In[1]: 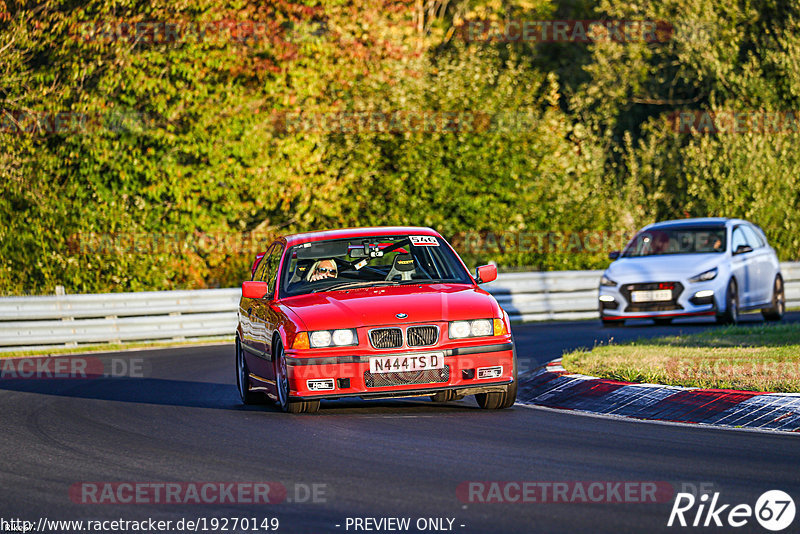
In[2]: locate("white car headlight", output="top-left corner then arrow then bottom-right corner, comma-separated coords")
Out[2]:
689,267 -> 718,283
600,274 -> 617,287
309,329 -> 358,348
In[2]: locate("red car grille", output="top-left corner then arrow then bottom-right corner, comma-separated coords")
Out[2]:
407,326 -> 438,347
364,365 -> 450,388
369,328 -> 403,349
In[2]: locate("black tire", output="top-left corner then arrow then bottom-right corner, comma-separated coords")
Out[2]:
475,346 -> 518,410
431,390 -> 455,403
236,338 -> 266,405
762,275 -> 785,322
430,390 -> 464,403
716,279 -> 739,325
274,338 -> 320,414
653,318 -> 673,326
600,312 -> 622,327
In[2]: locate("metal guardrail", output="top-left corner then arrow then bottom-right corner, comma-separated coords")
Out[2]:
0,289 -> 240,351
1,263 -> 799,351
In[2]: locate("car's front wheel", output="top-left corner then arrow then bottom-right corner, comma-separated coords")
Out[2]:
475,347 -> 518,410
717,279 -> 739,325
762,275 -> 785,322
430,390 -> 464,403
274,338 -> 320,414
600,317 -> 618,328
236,338 -> 266,405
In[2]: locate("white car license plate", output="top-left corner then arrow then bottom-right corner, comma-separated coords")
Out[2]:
631,289 -> 672,302
369,352 -> 445,374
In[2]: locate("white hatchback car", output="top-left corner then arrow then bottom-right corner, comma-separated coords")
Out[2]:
599,218 -> 785,325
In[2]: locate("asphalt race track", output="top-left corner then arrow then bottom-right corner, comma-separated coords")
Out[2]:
2,312 -> 800,534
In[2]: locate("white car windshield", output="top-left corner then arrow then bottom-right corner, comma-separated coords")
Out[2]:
623,227 -> 727,257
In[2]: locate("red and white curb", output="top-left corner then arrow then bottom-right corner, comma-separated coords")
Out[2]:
517,360 -> 800,432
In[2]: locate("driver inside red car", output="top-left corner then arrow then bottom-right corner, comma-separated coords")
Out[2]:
308,259 -> 338,282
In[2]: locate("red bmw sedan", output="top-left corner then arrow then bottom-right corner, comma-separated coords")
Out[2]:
236,227 -> 517,413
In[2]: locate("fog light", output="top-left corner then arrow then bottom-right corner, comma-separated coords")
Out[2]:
689,289 -> 715,306
477,366 -> 502,379
599,294 -> 618,310
336,378 -> 350,389
307,379 -> 335,391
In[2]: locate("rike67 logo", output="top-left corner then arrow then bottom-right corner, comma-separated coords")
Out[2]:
668,490 -> 795,531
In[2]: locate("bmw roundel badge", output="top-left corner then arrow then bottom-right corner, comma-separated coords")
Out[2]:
396,313 -> 408,319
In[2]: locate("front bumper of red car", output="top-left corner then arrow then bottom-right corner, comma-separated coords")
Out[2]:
284,339 -> 515,401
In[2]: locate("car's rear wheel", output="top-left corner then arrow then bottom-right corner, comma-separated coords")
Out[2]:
236,338 -> 266,405
475,346 -> 518,410
762,275 -> 785,322
274,338 -> 320,414
717,279 -> 739,325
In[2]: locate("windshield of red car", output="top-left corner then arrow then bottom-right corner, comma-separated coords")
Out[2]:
622,226 -> 727,257
279,235 -> 472,297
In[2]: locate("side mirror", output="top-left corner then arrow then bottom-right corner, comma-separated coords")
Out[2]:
734,244 -> 753,255
608,251 -> 620,260
242,281 -> 270,299
475,264 -> 497,284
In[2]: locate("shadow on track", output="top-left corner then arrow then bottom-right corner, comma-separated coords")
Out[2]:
0,376 -> 487,415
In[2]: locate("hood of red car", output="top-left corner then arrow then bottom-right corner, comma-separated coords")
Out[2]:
279,283 -> 498,331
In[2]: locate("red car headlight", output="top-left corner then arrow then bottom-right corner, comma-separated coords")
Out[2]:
308,329 -> 358,348
449,319 -> 493,339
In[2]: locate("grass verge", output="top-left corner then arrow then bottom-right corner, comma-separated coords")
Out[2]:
561,322 -> 800,393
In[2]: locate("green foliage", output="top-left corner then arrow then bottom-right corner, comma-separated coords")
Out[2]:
1,0 -> 798,295
573,0 -> 800,257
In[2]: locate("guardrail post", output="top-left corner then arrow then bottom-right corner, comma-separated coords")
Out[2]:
169,311 -> 185,341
